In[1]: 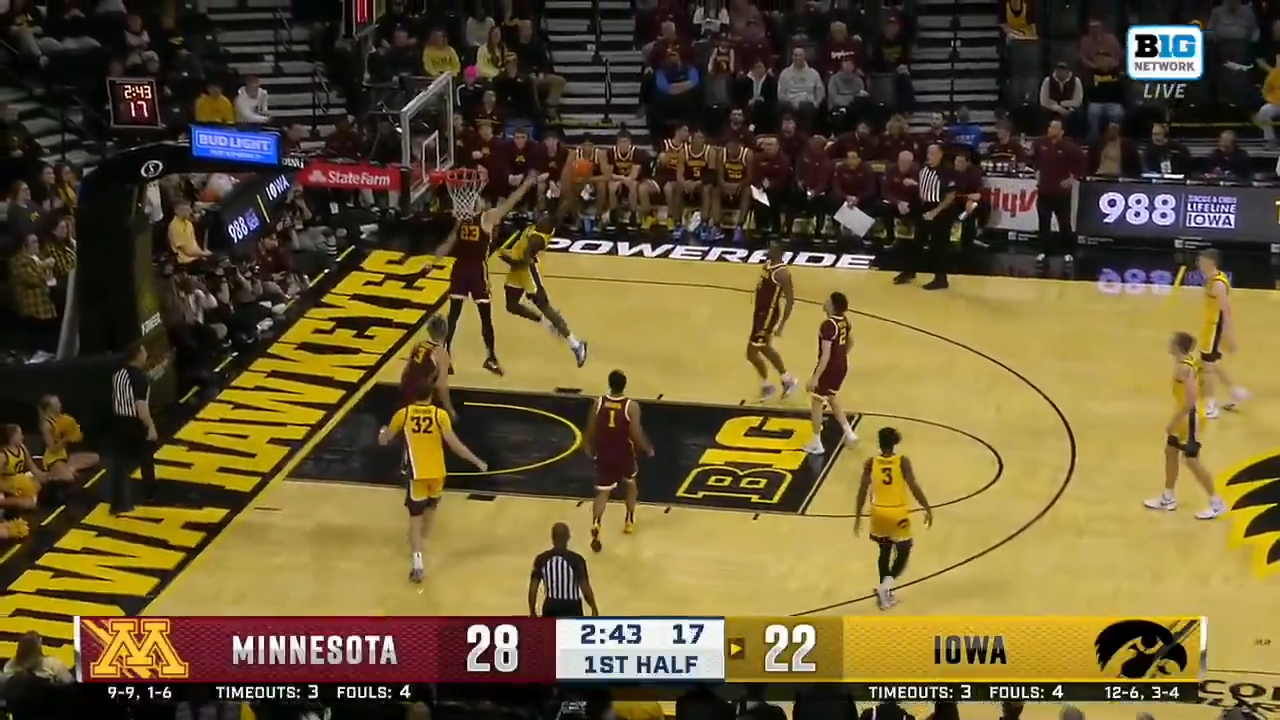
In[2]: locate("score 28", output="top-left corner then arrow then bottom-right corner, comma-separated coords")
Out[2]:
467,624 -> 519,673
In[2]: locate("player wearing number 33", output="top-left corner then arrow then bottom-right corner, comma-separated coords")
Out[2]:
584,370 -> 654,553
1192,250 -> 1247,418
854,427 -> 933,611
378,384 -> 488,584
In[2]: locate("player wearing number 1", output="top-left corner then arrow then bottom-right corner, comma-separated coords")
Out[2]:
854,427 -> 933,610
584,370 -> 654,552
378,387 -> 488,583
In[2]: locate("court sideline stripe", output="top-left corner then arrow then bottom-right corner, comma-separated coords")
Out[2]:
148,236 -> 519,594
535,271 -> 1080,615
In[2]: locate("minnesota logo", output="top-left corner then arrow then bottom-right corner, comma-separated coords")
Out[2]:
1219,453 -> 1280,577
1094,619 -> 1194,679
81,618 -> 190,680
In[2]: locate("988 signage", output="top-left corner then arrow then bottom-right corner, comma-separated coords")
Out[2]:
1077,181 -> 1278,243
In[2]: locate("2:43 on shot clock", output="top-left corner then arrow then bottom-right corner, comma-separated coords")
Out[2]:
107,78 -> 163,129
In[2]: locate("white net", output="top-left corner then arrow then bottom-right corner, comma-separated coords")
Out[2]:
440,167 -> 487,220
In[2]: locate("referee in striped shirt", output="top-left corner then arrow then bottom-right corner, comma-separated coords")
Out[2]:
108,342 -> 158,514
898,143 -> 957,291
529,523 -> 599,617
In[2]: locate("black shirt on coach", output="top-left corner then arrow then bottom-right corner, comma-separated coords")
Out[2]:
531,547 -> 588,601
917,163 -> 955,205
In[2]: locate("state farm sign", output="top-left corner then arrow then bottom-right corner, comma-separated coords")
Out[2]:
300,161 -> 401,191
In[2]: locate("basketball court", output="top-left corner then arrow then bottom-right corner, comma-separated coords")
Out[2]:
110,249 -> 1273,716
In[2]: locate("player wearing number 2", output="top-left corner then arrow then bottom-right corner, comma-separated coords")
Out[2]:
1194,250 -> 1248,418
854,427 -> 934,611
584,370 -> 654,552
378,386 -> 487,583
803,292 -> 859,455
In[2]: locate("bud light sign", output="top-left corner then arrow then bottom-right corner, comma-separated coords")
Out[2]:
191,125 -> 282,167
1127,25 -> 1204,81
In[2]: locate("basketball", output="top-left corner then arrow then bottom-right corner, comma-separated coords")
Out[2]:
573,158 -> 594,178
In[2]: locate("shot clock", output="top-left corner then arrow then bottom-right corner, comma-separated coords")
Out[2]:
107,78 -> 163,129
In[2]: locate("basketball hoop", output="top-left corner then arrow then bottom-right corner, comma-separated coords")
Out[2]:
429,167 -> 487,219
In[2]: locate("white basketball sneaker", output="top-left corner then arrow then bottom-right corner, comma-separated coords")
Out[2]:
1195,497 -> 1227,520
1222,387 -> 1250,411
803,436 -> 825,455
1144,494 -> 1177,511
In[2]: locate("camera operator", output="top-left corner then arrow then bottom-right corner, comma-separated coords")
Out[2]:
280,186 -> 338,275
160,264 -> 225,387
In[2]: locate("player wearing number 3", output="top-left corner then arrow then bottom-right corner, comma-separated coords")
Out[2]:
584,370 -> 654,552
379,387 -> 487,583
854,427 -> 934,611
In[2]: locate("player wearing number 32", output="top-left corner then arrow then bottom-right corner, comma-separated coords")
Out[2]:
1193,250 -> 1248,418
378,387 -> 488,583
803,292 -> 858,455
584,370 -> 655,553
854,427 -> 934,611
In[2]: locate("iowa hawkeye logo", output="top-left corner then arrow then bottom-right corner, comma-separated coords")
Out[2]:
1094,619 -> 1193,679
81,618 -> 190,680
1220,453 -> 1280,576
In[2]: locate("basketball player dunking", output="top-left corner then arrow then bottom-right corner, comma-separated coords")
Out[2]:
1195,250 -> 1248,418
803,292 -> 859,454
854,427 -> 934,610
1144,331 -> 1226,519
584,369 -> 654,552
748,242 -> 797,400
401,316 -> 458,420
378,382 -> 487,582
501,213 -> 589,367
436,176 -> 538,377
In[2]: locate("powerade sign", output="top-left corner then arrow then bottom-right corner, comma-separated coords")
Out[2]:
1127,25 -> 1204,81
191,125 -> 281,166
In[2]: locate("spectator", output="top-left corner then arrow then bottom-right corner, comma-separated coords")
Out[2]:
918,112 -> 951,154
648,20 -> 689,69
465,5 -> 496,50
778,47 -> 824,129
379,27 -> 421,78
927,702 -> 959,720
728,0 -> 764,37
50,5 -> 99,52
477,89 -> 504,127
738,685 -> 787,720
1209,0 -> 1259,43
615,700 -> 666,720
693,0 -> 729,38
1142,122 -> 1193,174
30,164 -> 61,211
234,76 -> 270,124
1258,58 -> 1280,148
514,20 -> 564,118
654,49 -> 702,127
1078,20 -> 1121,77
161,267 -> 223,384
1206,130 -> 1252,176
1001,702 -> 1025,720
42,215 -> 75,310
1039,62 -> 1084,136
1060,706 -> 1083,720
882,114 -> 915,162
2,631 -> 73,720
3,0 -> 62,67
324,116 -> 366,158
495,58 -> 538,123
795,135 -> 833,236
476,25 -> 510,80
53,165 -> 78,211
869,16 -> 913,110
826,56 -> 867,133
734,19 -> 774,75
819,21 -> 863,77
947,106 -> 983,151
1000,0 -> 1035,38
169,201 -> 212,263
423,29 -> 462,79
123,13 -> 151,69
1089,121 -> 1140,177
794,684 -> 859,720
703,42 -> 736,132
457,67 -> 487,122
987,119 -> 1026,165
9,234 -> 59,350
194,82 -> 235,124
1079,21 -> 1125,140
7,181 -> 42,242
675,684 -> 733,720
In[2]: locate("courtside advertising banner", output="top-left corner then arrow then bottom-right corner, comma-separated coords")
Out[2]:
982,175 -> 1078,232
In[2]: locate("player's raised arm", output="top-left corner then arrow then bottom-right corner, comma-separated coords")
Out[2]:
628,401 -> 655,457
853,458 -> 873,535
584,397 -> 600,457
482,175 -> 538,233
776,266 -> 796,333
377,407 -> 409,446
435,222 -> 462,261
900,456 -> 933,527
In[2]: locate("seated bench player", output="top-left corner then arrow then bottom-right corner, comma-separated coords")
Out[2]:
606,129 -> 655,229
678,129 -> 714,240
711,136 -> 753,243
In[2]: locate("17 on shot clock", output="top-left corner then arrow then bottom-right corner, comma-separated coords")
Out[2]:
556,618 -> 726,681
107,77 -> 163,129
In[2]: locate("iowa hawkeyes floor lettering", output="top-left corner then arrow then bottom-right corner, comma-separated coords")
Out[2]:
529,271 -> 1080,616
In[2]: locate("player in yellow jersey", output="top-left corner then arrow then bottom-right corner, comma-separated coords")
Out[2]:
378,388 -> 487,582
1195,250 -> 1248,418
854,427 -> 933,611
500,213 -> 588,367
1144,332 -> 1226,519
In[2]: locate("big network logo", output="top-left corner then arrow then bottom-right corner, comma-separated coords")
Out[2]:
1127,25 -> 1204,82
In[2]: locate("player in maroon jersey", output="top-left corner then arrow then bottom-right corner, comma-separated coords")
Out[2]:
436,174 -> 538,377
399,315 -> 456,418
583,369 -> 653,552
804,292 -> 858,454
749,242 -> 798,400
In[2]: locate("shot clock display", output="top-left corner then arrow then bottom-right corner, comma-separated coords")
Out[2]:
107,78 -> 163,129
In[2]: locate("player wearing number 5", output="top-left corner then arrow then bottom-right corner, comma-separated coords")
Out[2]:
1194,250 -> 1248,418
378,391 -> 487,583
803,292 -> 858,455
854,427 -> 933,611
584,370 -> 654,552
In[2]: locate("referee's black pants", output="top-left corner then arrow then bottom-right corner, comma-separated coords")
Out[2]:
108,416 -> 157,513
541,598 -> 585,618
897,203 -> 953,283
